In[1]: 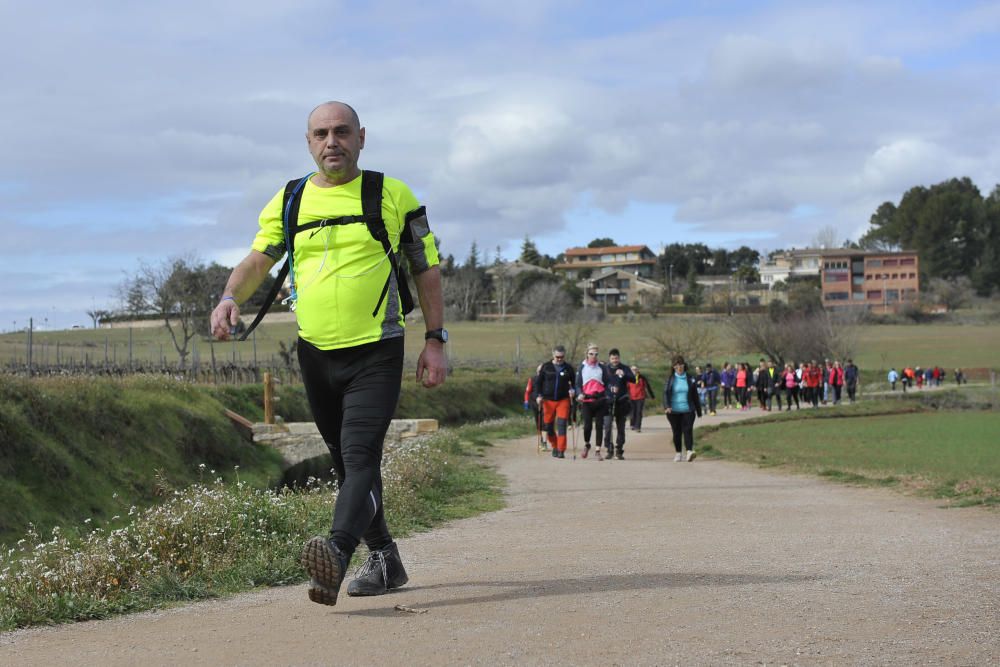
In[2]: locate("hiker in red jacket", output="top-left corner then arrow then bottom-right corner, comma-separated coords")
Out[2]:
804,360 -> 822,407
523,368 -> 546,451
627,365 -> 656,433
829,360 -> 845,405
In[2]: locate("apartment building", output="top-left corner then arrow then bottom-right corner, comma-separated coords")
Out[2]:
820,251 -> 919,312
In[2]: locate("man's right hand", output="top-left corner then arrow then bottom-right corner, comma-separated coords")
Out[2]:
211,299 -> 240,341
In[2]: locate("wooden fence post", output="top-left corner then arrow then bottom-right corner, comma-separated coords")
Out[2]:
264,372 -> 274,425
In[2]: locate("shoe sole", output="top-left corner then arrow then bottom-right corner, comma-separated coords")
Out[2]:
687,451 -> 697,462
301,537 -> 344,606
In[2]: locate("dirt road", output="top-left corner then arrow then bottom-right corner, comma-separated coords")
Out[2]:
2,410 -> 998,666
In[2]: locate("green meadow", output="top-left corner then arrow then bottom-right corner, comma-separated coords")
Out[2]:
699,409 -> 1000,506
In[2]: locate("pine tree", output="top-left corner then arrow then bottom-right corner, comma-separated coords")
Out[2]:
520,236 -> 542,265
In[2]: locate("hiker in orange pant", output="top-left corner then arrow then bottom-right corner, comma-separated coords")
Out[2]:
533,345 -> 576,459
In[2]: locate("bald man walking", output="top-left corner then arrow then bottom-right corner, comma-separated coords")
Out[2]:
211,101 -> 447,606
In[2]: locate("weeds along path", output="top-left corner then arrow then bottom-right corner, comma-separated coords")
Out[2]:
2,408 -> 998,666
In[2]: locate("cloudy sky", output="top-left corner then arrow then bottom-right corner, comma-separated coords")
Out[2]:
3,1 -> 1000,329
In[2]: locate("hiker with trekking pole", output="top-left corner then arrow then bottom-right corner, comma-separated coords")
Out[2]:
576,343 -> 612,460
533,346 -> 576,459
210,101 -> 446,607
524,364 -> 547,453
603,348 -> 635,460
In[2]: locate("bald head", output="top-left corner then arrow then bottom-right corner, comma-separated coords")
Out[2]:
308,101 -> 360,130
305,101 -> 365,185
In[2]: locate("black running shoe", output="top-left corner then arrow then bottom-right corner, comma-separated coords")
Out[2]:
301,536 -> 348,606
347,542 -> 409,597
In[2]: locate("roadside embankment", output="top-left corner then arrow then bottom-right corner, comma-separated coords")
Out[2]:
0,372 -> 525,545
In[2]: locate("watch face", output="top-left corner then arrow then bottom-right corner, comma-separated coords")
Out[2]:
427,328 -> 448,342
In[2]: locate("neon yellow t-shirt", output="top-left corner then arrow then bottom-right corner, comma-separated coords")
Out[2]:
251,173 -> 438,350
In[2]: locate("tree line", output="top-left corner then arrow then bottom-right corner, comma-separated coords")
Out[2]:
859,177 -> 1000,296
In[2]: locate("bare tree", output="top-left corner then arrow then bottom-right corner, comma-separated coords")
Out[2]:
530,316 -> 597,367
729,308 -> 859,366
927,276 -> 974,311
443,266 -> 486,320
119,256 -> 217,368
812,225 -> 838,250
522,282 -> 575,322
86,309 -> 112,329
490,262 -> 518,320
646,318 -> 721,364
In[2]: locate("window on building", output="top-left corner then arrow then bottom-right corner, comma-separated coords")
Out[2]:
867,290 -> 882,300
853,276 -> 864,285
868,259 -> 882,267
892,273 -> 898,279
618,279 -> 630,289
900,257 -> 915,265
852,261 -> 865,273
825,291 -> 849,301
883,258 -> 898,267
601,254 -> 613,263
886,289 -> 899,303
852,292 -> 865,300
909,273 -> 916,279
866,274 -> 872,280
824,272 -> 848,282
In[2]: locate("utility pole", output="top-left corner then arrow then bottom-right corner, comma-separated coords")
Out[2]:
27,317 -> 33,376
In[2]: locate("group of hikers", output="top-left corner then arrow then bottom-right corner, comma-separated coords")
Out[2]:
887,366 -> 965,391
699,358 -> 861,413
523,348 -> 868,464
524,344 -> 701,463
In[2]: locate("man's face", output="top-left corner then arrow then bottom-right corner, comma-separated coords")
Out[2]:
552,351 -> 565,365
307,104 -> 365,182
609,354 -> 620,366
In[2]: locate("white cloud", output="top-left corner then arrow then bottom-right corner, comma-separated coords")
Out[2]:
3,1 -> 1000,328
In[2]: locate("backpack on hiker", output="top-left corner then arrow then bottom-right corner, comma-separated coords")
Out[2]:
240,170 -> 414,340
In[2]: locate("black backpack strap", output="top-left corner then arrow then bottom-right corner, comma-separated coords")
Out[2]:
238,176 -> 309,341
238,261 -> 288,341
362,170 -> 415,317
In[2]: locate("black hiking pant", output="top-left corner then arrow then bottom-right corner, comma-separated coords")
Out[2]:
787,386 -> 800,410
630,398 -> 645,430
298,336 -> 403,561
580,400 -> 607,449
704,387 -> 718,412
604,398 -> 630,454
666,411 -> 696,452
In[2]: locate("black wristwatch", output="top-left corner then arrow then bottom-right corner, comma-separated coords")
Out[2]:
425,328 -> 448,343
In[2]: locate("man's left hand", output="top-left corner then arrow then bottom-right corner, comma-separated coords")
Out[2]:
416,342 -> 447,388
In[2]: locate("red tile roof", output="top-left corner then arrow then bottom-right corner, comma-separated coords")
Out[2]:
564,245 -> 651,256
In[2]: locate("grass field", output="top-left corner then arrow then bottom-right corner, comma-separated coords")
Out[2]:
4,317 -> 999,374
699,411 -> 1000,506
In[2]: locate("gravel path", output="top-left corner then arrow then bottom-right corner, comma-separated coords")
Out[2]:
2,409 -> 997,666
